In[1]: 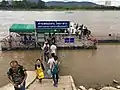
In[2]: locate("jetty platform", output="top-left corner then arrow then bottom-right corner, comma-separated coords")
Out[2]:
0,33 -> 97,51
28,75 -> 77,90
0,71 -> 77,90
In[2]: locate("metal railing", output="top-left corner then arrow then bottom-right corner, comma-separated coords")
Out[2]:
0,33 -> 99,50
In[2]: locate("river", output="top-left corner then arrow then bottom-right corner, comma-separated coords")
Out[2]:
0,10 -> 120,87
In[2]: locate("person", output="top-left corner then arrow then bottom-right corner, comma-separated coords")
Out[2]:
23,35 -> 28,45
86,30 -> 91,38
47,38 -> 51,46
79,24 -> 83,30
35,59 -> 45,84
7,61 -> 27,90
75,23 -> 79,29
83,26 -> 88,36
51,33 -> 56,44
8,35 -> 13,49
93,38 -> 98,47
75,29 -> 79,36
28,35 -> 33,43
88,35 -> 98,47
29,35 -> 32,41
79,24 -> 84,39
50,43 -> 57,56
47,53 -> 55,77
48,33 -> 52,45
49,33 -> 51,38
42,41 -> 50,62
47,54 -> 59,87
51,55 -> 59,87
47,53 -> 55,72
53,55 -> 60,74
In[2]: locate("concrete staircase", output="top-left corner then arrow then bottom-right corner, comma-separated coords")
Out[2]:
27,76 -> 76,90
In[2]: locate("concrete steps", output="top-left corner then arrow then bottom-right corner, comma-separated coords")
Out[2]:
28,76 -> 76,90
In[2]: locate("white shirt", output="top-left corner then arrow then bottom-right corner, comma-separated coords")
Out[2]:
42,43 -> 49,50
50,44 -> 57,54
47,57 -> 55,69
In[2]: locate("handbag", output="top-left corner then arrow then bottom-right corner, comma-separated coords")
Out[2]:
47,69 -> 52,77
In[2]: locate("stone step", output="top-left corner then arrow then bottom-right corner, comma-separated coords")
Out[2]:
27,76 -> 76,90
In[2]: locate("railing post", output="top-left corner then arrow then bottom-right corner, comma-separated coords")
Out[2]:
35,30 -> 37,48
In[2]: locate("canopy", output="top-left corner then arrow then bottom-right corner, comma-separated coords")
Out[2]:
9,24 -> 35,33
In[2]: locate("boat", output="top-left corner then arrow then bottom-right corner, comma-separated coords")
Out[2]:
0,20 -> 97,51
65,11 -> 74,14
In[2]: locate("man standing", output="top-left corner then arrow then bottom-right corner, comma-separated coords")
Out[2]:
51,33 -> 56,44
42,41 -> 50,62
7,61 -> 27,90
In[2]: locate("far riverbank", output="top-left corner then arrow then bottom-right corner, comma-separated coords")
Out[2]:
0,8 -> 120,11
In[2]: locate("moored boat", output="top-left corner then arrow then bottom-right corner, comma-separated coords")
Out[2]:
0,20 -> 97,50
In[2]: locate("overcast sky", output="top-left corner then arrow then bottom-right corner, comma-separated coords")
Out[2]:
0,0 -> 120,6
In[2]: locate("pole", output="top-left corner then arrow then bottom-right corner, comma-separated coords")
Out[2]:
35,29 -> 38,48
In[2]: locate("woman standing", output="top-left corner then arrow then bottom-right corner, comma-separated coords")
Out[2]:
35,59 -> 45,84
51,56 -> 59,87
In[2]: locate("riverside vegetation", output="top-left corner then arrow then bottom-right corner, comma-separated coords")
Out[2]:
1,0 -> 120,10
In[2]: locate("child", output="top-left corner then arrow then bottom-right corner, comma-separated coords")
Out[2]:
35,59 -> 45,83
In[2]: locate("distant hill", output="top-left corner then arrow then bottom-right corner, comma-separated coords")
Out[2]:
45,1 -> 99,7
27,0 -> 39,3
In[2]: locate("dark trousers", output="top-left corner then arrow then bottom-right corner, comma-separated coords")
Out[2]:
14,82 -> 25,90
44,52 -> 49,62
52,73 -> 59,85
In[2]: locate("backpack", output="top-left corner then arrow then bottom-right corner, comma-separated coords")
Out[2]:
52,61 -> 59,74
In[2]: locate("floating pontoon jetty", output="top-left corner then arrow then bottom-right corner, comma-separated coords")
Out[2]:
0,21 -> 97,50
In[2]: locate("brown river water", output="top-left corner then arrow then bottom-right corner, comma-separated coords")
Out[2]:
0,11 -> 120,87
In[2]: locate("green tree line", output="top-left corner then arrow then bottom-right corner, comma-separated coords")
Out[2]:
0,0 -> 46,9
0,0 -> 120,10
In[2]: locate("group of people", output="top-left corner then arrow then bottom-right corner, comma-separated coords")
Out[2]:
42,40 -> 57,62
40,38 -> 59,85
44,33 -> 56,46
35,38 -> 59,87
74,24 -> 91,40
22,35 -> 35,45
74,23 -> 98,46
66,23 -> 91,39
6,34 -> 35,49
6,35 -> 59,90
